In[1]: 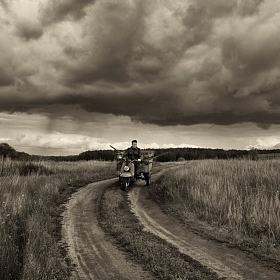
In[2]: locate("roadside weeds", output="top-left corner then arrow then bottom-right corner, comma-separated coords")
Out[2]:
0,160 -> 116,280
148,161 -> 280,273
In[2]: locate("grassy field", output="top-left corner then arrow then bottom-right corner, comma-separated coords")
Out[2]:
4,158 -> 280,278
0,158 -> 115,280
150,159 -> 280,264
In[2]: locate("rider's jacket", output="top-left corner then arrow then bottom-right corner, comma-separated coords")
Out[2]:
124,146 -> 141,160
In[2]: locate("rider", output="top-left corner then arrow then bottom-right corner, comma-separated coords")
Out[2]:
123,140 -> 142,175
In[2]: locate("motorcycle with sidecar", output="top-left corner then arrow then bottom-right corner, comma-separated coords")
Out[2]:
115,149 -> 154,191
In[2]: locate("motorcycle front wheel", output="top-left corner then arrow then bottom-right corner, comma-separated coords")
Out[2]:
121,177 -> 130,191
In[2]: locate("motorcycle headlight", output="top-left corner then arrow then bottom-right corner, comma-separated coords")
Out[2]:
124,166 -> 130,172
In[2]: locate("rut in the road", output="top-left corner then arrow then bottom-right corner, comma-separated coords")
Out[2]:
128,186 -> 280,280
61,178 -> 155,280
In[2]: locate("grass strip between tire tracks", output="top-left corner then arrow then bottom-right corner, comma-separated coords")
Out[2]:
99,184 -> 223,280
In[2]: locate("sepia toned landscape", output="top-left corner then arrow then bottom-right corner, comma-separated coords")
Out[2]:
2,0 -> 280,279
1,143 -> 280,279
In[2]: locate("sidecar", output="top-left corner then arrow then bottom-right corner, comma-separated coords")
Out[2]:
115,150 -> 154,190
139,150 -> 154,186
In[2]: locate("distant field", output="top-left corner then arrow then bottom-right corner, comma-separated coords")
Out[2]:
0,159 -> 115,280
151,159 -> 280,260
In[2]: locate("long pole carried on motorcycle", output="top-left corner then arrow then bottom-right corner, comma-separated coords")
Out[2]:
153,151 -> 170,159
110,145 -> 170,160
109,145 -> 120,152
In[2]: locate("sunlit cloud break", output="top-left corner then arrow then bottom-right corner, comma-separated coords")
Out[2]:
0,138 -> 10,142
15,131 -> 200,153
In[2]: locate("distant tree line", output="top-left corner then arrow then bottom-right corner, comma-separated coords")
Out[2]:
1,142 -> 280,162
45,148 -> 280,162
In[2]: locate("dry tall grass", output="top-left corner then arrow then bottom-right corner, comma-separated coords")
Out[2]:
0,158 -> 115,280
155,159 -> 280,247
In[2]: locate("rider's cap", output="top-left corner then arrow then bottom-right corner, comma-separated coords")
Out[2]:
132,140 -> 137,144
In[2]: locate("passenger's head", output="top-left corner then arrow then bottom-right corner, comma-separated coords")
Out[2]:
132,140 -> 138,148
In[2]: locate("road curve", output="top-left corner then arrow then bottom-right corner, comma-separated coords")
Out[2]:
61,178 -> 155,280
128,185 -> 280,280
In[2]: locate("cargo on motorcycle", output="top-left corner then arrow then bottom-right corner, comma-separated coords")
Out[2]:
110,144 -> 154,191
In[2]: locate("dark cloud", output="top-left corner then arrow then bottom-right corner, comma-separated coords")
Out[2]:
132,111 -> 275,127
58,94 -> 182,128
63,46 -> 83,59
182,1 -> 236,46
222,36 -> 280,77
63,1 -> 147,85
0,0 -> 9,11
1,0 -> 280,131
0,67 -> 13,86
16,20 -> 43,41
29,83 -> 272,129
220,30 -> 280,98
0,81 -> 280,129
0,35 -> 14,87
40,0 -> 95,25
64,58 -> 129,85
238,0 -> 264,16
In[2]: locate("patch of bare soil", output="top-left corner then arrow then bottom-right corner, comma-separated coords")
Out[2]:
61,178 -> 153,280
128,185 -> 280,280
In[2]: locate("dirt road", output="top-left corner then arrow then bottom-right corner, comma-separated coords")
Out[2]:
128,185 -> 280,280
62,170 -> 280,280
61,178 -> 155,280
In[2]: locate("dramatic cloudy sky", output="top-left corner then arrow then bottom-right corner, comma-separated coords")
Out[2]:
1,0 -> 280,155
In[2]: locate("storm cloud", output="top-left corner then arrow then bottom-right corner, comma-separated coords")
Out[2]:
1,0 -> 280,128
16,19 -> 44,40
40,0 -> 96,25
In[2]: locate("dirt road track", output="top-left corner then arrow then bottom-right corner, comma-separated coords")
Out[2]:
62,164 -> 280,280
61,178 -> 155,280
128,185 -> 280,280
